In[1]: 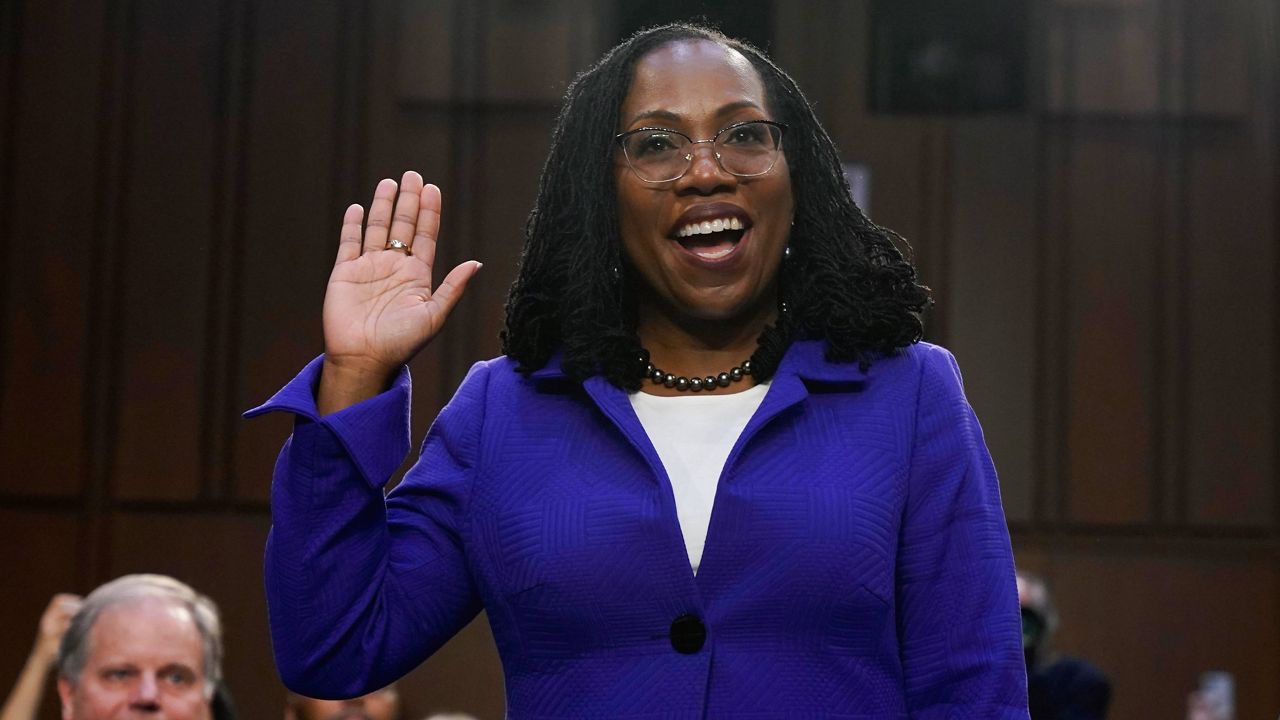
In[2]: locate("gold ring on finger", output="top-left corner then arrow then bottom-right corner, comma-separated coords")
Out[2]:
386,238 -> 412,255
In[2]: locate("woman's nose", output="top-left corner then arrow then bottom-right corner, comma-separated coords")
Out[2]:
678,143 -> 735,191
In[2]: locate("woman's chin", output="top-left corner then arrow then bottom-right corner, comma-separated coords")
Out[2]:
662,291 -> 776,328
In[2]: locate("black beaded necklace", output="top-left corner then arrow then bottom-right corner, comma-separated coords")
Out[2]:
641,355 -> 754,393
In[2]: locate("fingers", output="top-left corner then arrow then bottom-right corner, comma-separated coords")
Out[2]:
43,593 -> 82,621
39,594 -> 82,647
336,204 -> 364,263
387,170 -> 424,253
361,178 -> 399,255
347,173 -> 432,259
412,183 -> 443,270
52,593 -> 83,610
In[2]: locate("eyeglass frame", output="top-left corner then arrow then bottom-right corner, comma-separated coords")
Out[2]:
613,119 -> 789,183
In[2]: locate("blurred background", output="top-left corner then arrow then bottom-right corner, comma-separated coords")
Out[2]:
1,0 -> 1276,717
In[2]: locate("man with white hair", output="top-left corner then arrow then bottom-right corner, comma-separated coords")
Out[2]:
55,574 -> 223,720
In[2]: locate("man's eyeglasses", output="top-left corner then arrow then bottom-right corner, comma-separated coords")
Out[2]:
614,119 -> 787,183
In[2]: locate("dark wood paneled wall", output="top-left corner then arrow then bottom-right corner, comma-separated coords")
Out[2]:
1,1 -> 1275,718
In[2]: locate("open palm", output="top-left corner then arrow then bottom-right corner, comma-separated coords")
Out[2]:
320,171 -> 480,410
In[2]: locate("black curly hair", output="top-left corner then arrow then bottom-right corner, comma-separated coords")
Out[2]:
500,23 -> 931,391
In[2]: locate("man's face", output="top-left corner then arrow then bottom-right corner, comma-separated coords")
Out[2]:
57,598 -> 209,720
288,687 -> 400,720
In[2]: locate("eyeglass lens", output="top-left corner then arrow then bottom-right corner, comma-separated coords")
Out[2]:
622,122 -> 782,182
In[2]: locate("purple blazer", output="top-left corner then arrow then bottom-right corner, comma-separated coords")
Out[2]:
249,340 -> 1029,718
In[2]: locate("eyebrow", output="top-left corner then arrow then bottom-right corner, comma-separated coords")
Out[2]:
625,100 -> 763,128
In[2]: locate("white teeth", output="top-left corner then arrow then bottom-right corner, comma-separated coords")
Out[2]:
676,216 -> 745,237
696,245 -> 737,257
695,246 -> 735,259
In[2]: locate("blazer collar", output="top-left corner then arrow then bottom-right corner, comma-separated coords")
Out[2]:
775,339 -> 869,386
527,340 -> 869,387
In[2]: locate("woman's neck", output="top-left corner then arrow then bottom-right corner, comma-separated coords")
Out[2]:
634,302 -> 776,395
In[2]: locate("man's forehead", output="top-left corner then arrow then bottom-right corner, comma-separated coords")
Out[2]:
87,597 -> 203,664
95,596 -> 196,629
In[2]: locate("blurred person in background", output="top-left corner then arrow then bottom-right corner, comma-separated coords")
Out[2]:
1186,671 -> 1234,720
1019,570 -> 1112,720
3,587 -> 237,720
1,594 -> 82,720
285,684 -> 400,720
54,574 -> 223,720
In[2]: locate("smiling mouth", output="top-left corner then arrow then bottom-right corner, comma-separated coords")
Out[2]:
674,217 -> 747,260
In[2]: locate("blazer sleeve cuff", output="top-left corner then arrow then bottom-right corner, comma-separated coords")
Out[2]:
244,354 -> 413,490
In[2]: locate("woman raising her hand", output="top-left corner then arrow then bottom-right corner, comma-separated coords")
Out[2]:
251,23 -> 1028,719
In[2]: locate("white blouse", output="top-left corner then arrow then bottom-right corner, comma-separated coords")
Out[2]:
629,383 -> 769,573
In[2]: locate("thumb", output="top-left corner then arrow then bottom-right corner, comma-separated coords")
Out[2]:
427,260 -> 483,323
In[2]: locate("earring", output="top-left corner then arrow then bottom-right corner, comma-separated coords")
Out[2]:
611,265 -> 621,281
783,245 -> 792,261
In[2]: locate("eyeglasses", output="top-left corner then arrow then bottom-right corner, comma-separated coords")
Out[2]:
614,119 -> 788,183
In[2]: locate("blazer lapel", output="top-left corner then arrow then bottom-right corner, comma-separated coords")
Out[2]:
694,342 -> 870,595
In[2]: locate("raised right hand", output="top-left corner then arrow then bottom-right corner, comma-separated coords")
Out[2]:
318,171 -> 481,414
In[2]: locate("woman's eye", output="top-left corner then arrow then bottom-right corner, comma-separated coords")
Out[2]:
633,133 -> 679,156
725,125 -> 766,145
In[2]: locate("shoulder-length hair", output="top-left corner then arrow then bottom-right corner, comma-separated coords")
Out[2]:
501,23 -> 930,390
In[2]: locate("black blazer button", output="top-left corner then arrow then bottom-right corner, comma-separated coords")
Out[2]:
669,614 -> 706,654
